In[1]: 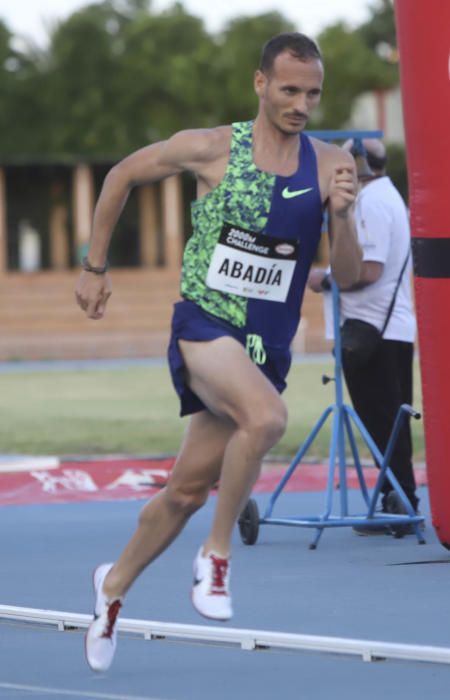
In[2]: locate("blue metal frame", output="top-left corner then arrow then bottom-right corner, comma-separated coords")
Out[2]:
306,129 -> 383,141
257,125 -> 426,549
260,280 -> 425,548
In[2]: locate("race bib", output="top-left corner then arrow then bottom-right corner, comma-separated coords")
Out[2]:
206,223 -> 298,303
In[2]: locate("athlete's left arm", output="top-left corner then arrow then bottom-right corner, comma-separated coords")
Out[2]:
325,150 -> 362,288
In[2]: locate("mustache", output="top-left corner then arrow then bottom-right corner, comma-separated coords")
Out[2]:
285,111 -> 308,120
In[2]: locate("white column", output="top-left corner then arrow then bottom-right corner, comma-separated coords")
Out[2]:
72,164 -> 94,263
0,169 -> 7,274
49,201 -> 70,270
138,184 -> 158,267
161,174 -> 183,270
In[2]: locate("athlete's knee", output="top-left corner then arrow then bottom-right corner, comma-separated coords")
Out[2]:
164,478 -> 210,516
245,398 -> 287,450
265,400 -> 288,443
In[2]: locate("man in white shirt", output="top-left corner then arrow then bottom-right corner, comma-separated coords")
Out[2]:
308,139 -> 419,534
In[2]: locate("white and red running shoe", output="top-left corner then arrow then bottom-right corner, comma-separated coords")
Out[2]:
192,548 -> 233,621
85,563 -> 122,672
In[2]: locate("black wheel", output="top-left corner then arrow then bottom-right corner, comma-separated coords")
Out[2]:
238,498 -> 260,545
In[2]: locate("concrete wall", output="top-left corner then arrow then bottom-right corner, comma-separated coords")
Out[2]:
347,86 -> 405,144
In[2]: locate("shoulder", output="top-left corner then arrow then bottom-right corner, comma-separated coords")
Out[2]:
370,176 -> 403,201
307,137 -> 356,201
357,182 -> 394,233
163,125 -> 232,168
361,178 -> 402,210
309,137 -> 355,175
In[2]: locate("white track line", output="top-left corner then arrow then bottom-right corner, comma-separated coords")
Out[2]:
0,684 -> 167,700
1,604 -> 450,665
0,456 -> 59,473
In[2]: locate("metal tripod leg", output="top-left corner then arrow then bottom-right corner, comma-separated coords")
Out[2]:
240,250 -> 424,548
262,405 -> 333,520
348,404 -> 425,542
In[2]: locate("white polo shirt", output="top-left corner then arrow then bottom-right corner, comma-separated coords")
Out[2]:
324,176 -> 416,342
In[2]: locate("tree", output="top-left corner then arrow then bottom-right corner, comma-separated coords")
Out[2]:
116,3 -> 218,146
216,13 -> 295,124
313,18 -> 398,129
0,20 -> 49,158
359,0 -> 397,52
0,21 -> 17,150
0,0 -> 402,157
43,2 -> 129,156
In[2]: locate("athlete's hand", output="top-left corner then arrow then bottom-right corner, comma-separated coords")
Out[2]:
75,271 -> 112,320
307,267 -> 327,293
328,165 -> 357,218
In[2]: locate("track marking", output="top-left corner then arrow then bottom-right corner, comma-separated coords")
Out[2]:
0,682 -> 168,700
0,456 -> 59,473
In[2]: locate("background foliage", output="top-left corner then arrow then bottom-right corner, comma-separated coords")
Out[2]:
0,0 -> 400,158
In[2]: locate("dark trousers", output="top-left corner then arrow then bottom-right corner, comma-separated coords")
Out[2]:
342,339 -> 418,510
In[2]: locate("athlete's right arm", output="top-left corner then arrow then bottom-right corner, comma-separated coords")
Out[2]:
75,129 -> 226,319
88,129 -> 224,268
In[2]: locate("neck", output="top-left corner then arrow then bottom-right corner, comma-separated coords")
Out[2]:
359,173 -> 384,185
252,114 -> 301,152
252,115 -> 301,174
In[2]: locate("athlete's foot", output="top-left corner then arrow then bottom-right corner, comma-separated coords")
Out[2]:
85,563 -> 122,672
192,547 -> 233,621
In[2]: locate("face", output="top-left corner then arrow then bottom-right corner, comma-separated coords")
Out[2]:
255,51 -> 324,135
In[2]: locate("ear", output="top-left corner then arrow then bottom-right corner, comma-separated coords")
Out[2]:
254,69 -> 267,98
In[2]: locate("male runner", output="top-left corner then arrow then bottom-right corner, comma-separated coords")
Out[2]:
75,32 -> 362,672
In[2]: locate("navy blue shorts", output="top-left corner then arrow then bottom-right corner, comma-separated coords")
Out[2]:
167,300 -> 292,416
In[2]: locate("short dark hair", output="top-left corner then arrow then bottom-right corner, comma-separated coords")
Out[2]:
367,151 -> 388,172
259,32 -> 322,74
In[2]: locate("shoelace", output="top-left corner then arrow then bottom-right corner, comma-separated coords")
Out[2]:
101,599 -> 122,639
210,555 -> 229,595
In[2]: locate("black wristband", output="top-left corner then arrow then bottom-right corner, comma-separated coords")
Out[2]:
82,256 -> 109,274
320,273 -> 332,291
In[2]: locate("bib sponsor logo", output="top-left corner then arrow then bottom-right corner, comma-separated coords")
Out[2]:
275,243 -> 295,256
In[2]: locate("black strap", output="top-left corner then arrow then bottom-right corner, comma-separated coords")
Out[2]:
380,249 -> 410,337
82,256 -> 109,274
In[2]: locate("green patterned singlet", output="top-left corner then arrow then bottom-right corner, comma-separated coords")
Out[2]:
180,121 -> 275,328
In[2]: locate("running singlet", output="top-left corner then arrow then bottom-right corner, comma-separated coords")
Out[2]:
180,120 -> 323,349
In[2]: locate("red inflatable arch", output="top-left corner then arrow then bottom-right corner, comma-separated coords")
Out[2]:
395,1 -> 450,546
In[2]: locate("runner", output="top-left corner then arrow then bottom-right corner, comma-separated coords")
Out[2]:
75,31 -> 361,672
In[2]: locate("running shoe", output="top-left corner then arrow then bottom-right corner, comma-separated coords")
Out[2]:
192,547 -> 233,621
386,490 -> 424,536
85,563 -> 122,672
352,520 -> 391,536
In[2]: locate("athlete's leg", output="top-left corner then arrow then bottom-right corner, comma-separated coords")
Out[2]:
104,335 -> 287,596
180,335 -> 288,557
103,410 -> 234,599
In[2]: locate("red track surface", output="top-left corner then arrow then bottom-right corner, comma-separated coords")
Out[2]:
0,457 -> 427,506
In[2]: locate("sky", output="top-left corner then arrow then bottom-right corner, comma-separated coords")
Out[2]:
0,0 -> 376,45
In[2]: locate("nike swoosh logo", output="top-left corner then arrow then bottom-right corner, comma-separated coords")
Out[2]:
282,186 -> 313,199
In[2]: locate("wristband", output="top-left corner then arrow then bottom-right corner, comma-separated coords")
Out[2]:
82,256 -> 109,274
320,273 -> 332,291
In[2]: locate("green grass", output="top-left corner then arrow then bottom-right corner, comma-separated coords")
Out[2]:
0,361 -> 425,460
282,361 -> 424,460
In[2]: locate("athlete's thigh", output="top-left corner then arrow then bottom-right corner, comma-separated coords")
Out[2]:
179,336 -> 282,424
169,409 -> 235,488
